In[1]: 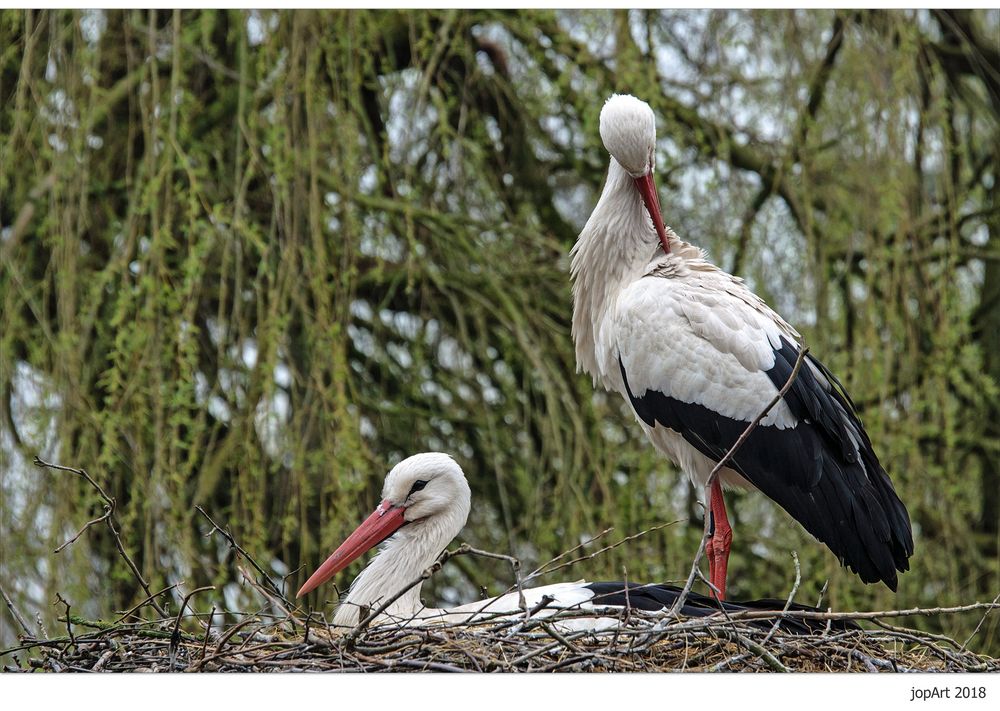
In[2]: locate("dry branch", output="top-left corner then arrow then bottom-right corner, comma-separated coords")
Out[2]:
33,457 -> 167,618
1,583 -> 34,637
195,505 -> 289,606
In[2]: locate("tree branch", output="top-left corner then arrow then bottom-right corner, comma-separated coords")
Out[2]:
33,457 -> 167,618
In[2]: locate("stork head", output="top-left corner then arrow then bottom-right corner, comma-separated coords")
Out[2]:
599,94 -> 656,177
296,453 -> 471,597
598,94 -> 670,254
381,452 -> 471,526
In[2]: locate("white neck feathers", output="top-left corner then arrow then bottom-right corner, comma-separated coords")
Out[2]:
332,507 -> 463,627
571,160 -> 662,381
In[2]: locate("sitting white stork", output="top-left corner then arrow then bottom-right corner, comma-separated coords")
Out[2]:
571,94 -> 913,599
296,452 -> 845,632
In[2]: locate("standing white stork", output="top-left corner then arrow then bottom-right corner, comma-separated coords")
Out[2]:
295,452 -> 842,632
571,94 -> 913,600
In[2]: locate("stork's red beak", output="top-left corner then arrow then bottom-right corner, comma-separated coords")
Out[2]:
633,172 -> 671,254
296,499 -> 407,598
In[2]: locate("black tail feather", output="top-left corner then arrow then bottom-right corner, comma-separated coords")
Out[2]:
584,582 -> 859,634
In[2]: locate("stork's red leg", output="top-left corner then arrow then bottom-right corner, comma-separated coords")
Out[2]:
706,477 -> 732,600
705,510 -> 717,593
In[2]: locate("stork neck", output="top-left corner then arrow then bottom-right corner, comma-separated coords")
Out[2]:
332,515 -> 456,627
574,159 -> 664,289
571,159 -> 662,379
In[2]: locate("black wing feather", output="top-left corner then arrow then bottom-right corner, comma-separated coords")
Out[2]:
621,337 -> 913,590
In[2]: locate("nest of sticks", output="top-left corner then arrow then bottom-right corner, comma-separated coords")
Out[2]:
4,591 -> 999,673
4,458 -> 999,674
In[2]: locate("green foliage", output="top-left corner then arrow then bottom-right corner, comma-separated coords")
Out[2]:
2,9 -> 997,655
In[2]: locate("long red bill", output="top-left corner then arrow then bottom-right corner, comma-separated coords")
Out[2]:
633,172 -> 670,254
296,499 -> 406,597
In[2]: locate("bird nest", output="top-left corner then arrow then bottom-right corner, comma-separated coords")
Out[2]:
4,560 -> 998,674
4,603 -> 999,673
5,458 -> 998,673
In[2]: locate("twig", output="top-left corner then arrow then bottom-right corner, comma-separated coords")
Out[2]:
457,545 -> 525,611
33,456 -> 113,502
510,595 -> 556,630
526,521 -> 681,583
506,628 -> 590,667
870,618 -> 963,648
281,564 -> 306,600
200,606 -> 216,661
708,651 -> 751,672
534,654 -> 592,672
540,621 -> 582,654
169,586 -> 215,671
706,601 -> 1000,623
815,579 -> 829,609
849,648 -> 895,672
761,551 -> 802,646
960,591 -> 1000,652
237,565 -> 302,630
54,594 -> 76,647
0,583 -> 33,637
91,647 -> 117,671
54,507 -> 113,553
356,655 -> 467,673
33,457 -> 167,617
213,615 -> 259,656
717,628 -> 789,672
195,505 -> 288,604
114,581 -> 184,623
527,527 -> 614,579
670,346 -> 809,616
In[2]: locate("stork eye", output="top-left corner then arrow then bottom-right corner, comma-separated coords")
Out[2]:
408,480 -> 428,496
